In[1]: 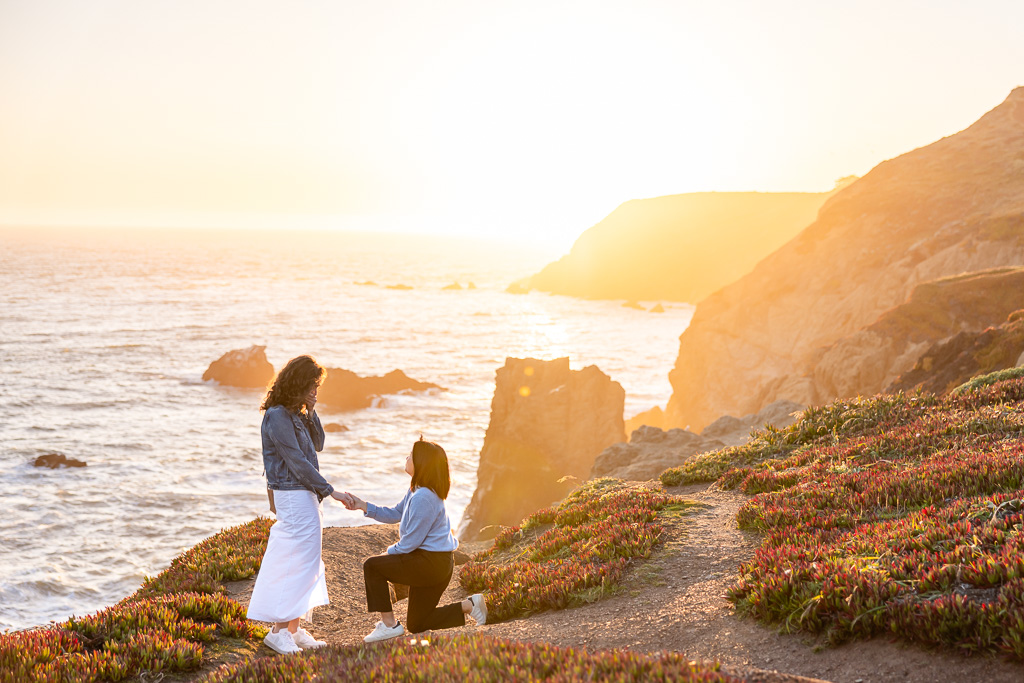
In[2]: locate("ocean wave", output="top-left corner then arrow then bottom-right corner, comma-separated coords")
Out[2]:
59,400 -> 133,411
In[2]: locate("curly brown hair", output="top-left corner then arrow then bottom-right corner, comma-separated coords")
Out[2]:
261,355 -> 326,413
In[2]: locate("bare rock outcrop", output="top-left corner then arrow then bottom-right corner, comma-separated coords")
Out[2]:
592,400 -> 802,480
34,453 -> 86,468
888,309 -> 1024,395
202,345 -> 275,388
624,406 -> 665,435
318,369 -> 442,412
666,88 -> 1024,431
458,357 -> 625,541
701,399 -> 804,448
813,268 -> 1024,399
590,426 -> 723,482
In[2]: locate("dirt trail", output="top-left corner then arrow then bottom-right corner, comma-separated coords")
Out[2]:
230,484 -> 1024,683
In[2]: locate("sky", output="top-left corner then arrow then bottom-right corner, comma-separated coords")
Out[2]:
0,0 -> 1022,248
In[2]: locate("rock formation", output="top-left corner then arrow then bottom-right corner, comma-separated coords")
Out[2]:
323,423 -> 349,432
590,426 -> 723,482
624,406 -> 665,435
33,453 -> 86,468
202,345 -> 275,388
666,88 -> 1024,431
592,400 -> 802,481
459,357 -> 625,541
700,400 -> 804,448
318,369 -> 442,412
888,309 -> 1024,395
813,268 -> 1024,399
523,191 -> 830,303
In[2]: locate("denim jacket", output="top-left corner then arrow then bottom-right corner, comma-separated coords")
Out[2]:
261,405 -> 334,501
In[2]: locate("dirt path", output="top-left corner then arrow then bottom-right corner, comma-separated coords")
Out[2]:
230,484 -> 1024,683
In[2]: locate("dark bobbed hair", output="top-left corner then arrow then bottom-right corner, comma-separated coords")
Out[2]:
261,355 -> 326,413
410,437 -> 451,500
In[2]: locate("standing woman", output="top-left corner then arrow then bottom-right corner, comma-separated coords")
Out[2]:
247,355 -> 346,655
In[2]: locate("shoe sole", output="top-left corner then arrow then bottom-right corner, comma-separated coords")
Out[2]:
264,639 -> 301,655
363,630 -> 404,643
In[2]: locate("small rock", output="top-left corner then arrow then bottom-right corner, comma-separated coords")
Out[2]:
33,453 -> 87,469
323,423 -> 349,433
442,282 -> 463,290
649,303 -> 665,313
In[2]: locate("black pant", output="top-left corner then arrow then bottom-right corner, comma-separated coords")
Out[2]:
363,549 -> 465,633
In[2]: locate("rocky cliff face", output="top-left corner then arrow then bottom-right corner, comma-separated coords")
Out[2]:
458,357 -> 625,541
666,88 -> 1024,431
813,268 -> 1024,399
888,309 -> 1024,395
524,192 -> 829,303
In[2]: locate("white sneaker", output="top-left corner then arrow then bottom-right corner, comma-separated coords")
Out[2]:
363,620 -> 405,643
264,628 -> 301,655
292,627 -> 327,650
468,594 -> 488,625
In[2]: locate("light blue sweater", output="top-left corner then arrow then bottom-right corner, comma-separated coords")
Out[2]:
365,487 -> 459,555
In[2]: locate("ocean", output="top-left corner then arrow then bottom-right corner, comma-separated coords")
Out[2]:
0,225 -> 693,630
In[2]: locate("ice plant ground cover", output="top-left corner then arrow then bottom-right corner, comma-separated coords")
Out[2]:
661,373 -> 1024,657
196,633 -> 744,683
1,518 -> 272,682
459,478 -> 693,622
132,516 -> 275,599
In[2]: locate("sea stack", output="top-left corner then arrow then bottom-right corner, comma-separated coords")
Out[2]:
318,368 -> 442,411
202,345 -> 275,388
458,357 -> 625,541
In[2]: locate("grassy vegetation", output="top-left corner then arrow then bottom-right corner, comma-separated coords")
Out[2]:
953,366 -> 1024,395
195,634 -> 743,683
5,481 -> 718,681
459,478 -> 691,622
661,374 -> 1024,657
2,519 -> 272,682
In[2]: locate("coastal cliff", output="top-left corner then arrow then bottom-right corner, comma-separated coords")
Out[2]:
666,88 -> 1024,430
523,191 -> 830,303
812,267 -> 1024,400
458,357 -> 624,541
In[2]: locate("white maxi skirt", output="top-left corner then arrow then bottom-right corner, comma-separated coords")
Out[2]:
246,489 -> 329,623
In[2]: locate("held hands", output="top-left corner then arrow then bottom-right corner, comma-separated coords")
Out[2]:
330,490 -> 366,512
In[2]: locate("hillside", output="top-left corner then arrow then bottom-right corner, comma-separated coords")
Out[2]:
5,375 -> 1024,682
666,88 -> 1024,431
524,191 -> 830,303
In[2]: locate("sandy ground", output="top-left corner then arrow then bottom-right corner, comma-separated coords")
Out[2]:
227,483 -> 1024,683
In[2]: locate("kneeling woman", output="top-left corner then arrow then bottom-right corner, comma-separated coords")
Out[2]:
341,438 -> 487,642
